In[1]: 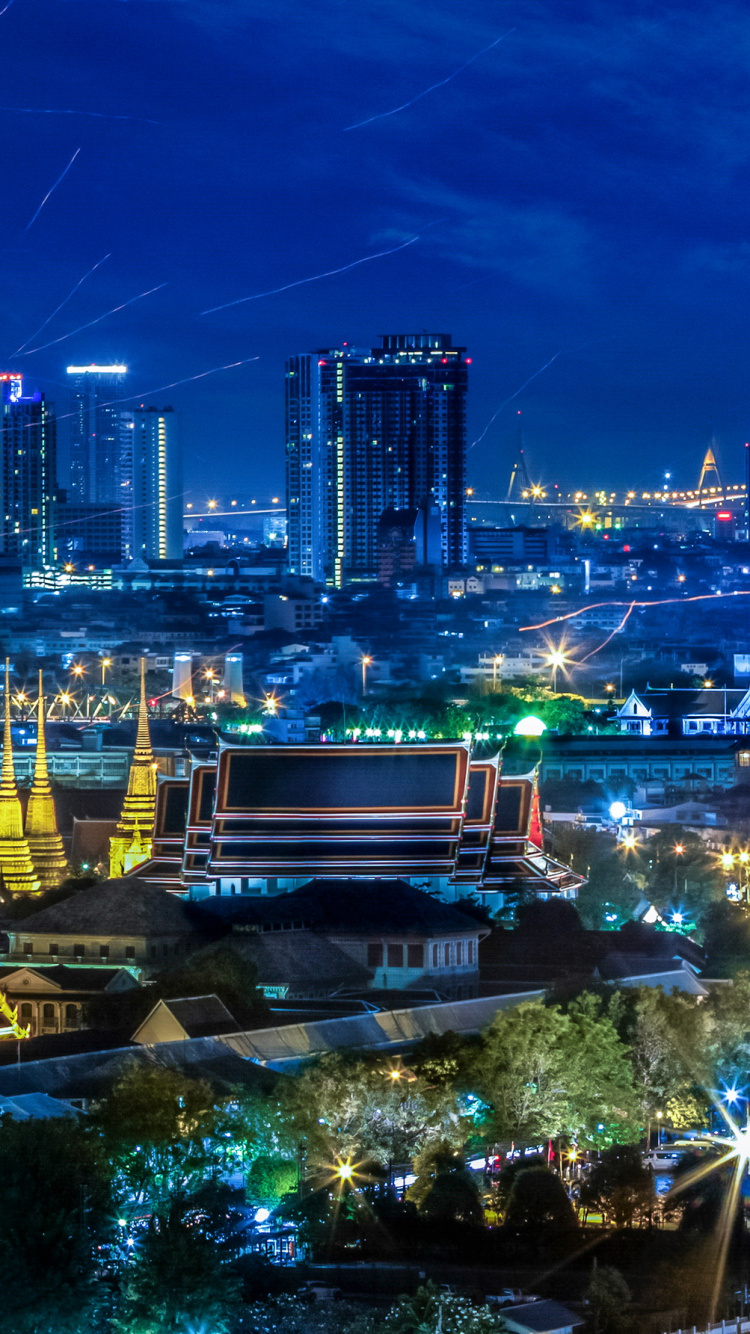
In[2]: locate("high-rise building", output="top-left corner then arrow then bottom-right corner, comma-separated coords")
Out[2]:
286,333 -> 468,585
119,406 -> 182,562
0,373 -> 57,568
67,363 -> 127,504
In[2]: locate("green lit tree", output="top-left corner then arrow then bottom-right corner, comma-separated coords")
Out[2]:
112,1201 -> 241,1334
91,1065 -> 229,1213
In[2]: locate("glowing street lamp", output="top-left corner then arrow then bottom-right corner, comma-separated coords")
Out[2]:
361,655 -> 372,697
100,657 -> 112,685
492,654 -> 504,690
262,693 -> 279,716
546,649 -> 568,693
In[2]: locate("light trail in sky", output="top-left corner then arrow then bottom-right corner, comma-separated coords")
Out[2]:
201,233 -> 422,313
519,589 -> 750,633
0,0 -> 17,14
12,252 -> 111,355
470,352 -> 563,448
577,603 -> 636,663
0,106 -> 161,124
15,354 -> 260,435
343,28 -> 516,131
24,147 -> 81,231
18,282 -> 167,355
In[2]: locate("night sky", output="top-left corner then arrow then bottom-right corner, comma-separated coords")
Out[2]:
2,1 -> 749,502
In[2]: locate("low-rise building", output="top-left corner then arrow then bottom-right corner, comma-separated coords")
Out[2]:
0,877 -> 202,976
0,963 -> 138,1037
193,879 -> 489,999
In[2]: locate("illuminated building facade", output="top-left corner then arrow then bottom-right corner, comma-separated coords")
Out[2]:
67,364 -> 127,505
119,406 -> 182,562
139,743 -> 584,902
0,374 -> 57,568
286,334 -> 468,586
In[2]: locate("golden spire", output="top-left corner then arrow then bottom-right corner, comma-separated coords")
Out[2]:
109,658 -> 157,878
25,670 -> 68,891
0,660 -> 40,896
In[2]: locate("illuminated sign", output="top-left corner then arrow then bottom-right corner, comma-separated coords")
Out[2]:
0,374 -> 22,403
66,364 -> 127,374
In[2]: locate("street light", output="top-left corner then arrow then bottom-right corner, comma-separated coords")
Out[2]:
546,649 -> 567,693
361,655 -> 372,697
100,657 -> 111,685
492,654 -> 504,690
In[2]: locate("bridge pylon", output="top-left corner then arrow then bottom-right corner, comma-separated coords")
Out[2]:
697,438 -> 723,500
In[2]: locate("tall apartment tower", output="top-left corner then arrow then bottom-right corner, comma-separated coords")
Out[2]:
286,333 -> 468,585
0,374 -> 57,568
67,363 -> 127,503
119,406 -> 182,562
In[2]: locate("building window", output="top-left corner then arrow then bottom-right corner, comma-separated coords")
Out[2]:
99,944 -> 110,959
74,943 -> 86,958
64,1004 -> 78,1029
407,944 -> 423,969
467,940 -> 475,965
456,941 -> 463,966
125,945 -> 136,960
444,942 -> 451,967
367,943 -> 383,968
387,943 -> 404,968
20,1002 -> 32,1020
432,944 -> 439,968
42,1003 -> 56,1025
22,941 -> 32,957
739,752 -> 750,767
48,943 -> 58,955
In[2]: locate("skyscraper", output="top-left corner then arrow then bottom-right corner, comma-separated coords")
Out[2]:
119,406 -> 182,562
286,333 -> 468,585
0,373 -> 57,568
67,363 -> 127,503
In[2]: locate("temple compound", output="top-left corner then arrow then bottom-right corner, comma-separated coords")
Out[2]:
139,743 -> 584,903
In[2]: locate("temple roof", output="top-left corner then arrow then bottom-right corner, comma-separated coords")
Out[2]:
195,878 -> 485,937
13,877 -> 196,937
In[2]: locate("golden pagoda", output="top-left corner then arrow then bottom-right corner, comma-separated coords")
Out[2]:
0,661 -> 40,896
25,670 -> 68,891
109,659 -> 157,877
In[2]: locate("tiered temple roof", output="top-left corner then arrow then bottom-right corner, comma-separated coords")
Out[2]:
138,743 -> 585,900
0,662 -> 39,897
109,660 -> 157,878
25,671 -> 68,891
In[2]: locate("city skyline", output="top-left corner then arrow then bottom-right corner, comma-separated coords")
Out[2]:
1,3 -> 750,502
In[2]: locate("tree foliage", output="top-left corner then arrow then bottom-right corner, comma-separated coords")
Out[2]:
282,1053 -> 464,1171
475,998 -> 640,1146
91,1064 -> 229,1212
579,1145 -> 655,1228
0,1115 -> 116,1334
112,1202 -> 241,1334
504,1165 -> 578,1235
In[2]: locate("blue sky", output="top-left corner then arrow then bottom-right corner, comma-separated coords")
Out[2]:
2,0 -> 750,500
